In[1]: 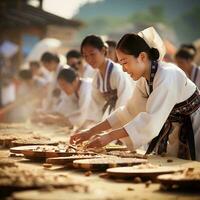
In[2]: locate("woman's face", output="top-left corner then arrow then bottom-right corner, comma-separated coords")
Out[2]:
82,45 -> 105,69
67,57 -> 83,71
42,61 -> 57,72
58,79 -> 75,96
175,57 -> 192,72
116,49 -> 146,81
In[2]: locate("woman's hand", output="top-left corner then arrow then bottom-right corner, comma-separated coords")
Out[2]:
85,128 -> 129,149
69,129 -> 93,145
69,120 -> 113,145
85,132 -> 113,149
40,115 -> 56,124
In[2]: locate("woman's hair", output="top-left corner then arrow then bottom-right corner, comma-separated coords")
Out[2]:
80,35 -> 107,54
175,46 -> 196,60
57,67 -> 78,83
29,61 -> 40,69
66,50 -> 81,60
19,69 -> 32,80
41,52 -> 60,63
106,40 -> 117,48
116,33 -> 160,61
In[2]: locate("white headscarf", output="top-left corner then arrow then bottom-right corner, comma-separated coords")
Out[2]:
138,27 -> 166,61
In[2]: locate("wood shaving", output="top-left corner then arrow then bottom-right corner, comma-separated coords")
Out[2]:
133,177 -> 142,183
84,171 -> 92,177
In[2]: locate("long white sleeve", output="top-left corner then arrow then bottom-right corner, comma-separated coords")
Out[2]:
107,77 -> 147,129
125,75 -> 178,149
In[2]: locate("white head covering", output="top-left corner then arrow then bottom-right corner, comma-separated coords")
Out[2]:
138,27 -> 166,61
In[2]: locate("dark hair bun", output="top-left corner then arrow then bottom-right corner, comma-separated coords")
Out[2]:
149,48 -> 159,60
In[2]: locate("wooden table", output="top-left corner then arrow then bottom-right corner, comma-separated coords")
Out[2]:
0,123 -> 200,200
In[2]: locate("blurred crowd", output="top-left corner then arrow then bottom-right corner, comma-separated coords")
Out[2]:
0,36 -> 199,131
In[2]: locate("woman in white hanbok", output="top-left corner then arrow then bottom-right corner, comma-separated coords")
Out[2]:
80,35 -> 134,122
70,27 -> 200,161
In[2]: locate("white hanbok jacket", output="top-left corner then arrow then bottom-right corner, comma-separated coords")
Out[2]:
107,61 -> 200,160
89,59 -> 135,122
56,78 -> 94,128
